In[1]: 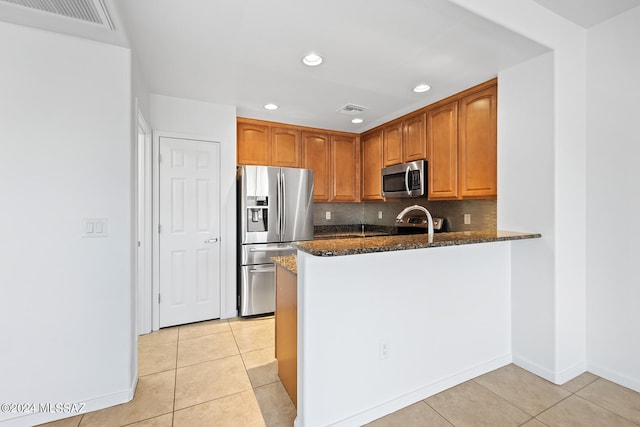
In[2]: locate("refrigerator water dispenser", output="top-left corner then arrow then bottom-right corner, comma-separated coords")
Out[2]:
247,207 -> 268,232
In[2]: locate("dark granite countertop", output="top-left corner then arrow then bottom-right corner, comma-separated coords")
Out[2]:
296,230 -> 541,257
272,255 -> 297,274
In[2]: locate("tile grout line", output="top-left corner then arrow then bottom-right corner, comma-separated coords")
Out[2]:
421,392 -> 458,426
229,318 -> 257,388
458,371 -> 640,427
229,318 -> 272,425
171,324 -> 181,426
167,389 -> 257,414
568,393 -> 640,426
528,392 -> 575,424
469,378 -> 541,418
514,375 -> 640,426
119,411 -> 174,427
176,325 -> 234,342
72,318 -> 277,427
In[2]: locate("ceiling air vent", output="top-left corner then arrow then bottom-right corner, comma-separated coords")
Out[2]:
0,0 -> 115,30
337,104 -> 368,115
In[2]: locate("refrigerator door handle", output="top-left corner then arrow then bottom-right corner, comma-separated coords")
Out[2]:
281,174 -> 286,237
250,266 -> 276,273
249,246 -> 294,252
276,171 -> 282,238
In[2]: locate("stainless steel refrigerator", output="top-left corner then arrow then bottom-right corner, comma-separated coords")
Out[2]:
237,165 -> 314,316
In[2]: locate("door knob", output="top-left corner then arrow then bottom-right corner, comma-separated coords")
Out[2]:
204,237 -> 219,244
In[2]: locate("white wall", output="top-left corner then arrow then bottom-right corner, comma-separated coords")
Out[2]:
133,56 -> 150,121
0,22 -> 135,426
149,94 -> 238,319
586,6 -> 640,392
498,52 -> 557,378
296,243 -> 513,426
450,0 -> 588,384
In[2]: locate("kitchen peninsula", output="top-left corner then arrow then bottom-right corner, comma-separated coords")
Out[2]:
279,230 -> 540,427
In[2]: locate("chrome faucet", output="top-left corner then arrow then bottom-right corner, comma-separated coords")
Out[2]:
395,204 -> 434,243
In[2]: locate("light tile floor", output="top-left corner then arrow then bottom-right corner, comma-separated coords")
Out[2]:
39,316 -> 640,427
39,316 -> 294,427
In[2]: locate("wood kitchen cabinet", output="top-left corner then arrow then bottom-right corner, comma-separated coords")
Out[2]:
237,78 -> 496,202
302,131 -> 331,201
275,264 -> 297,406
271,127 -> 300,167
382,113 -> 426,166
331,134 -> 360,201
383,121 -> 403,166
361,129 -> 384,201
302,131 -> 359,202
238,118 -> 359,202
237,120 -> 301,167
403,112 -> 427,162
237,121 -> 270,165
458,85 -> 497,198
427,101 -> 459,199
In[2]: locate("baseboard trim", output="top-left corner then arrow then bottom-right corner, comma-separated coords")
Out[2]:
555,361 -> 587,385
327,354 -> 513,427
512,354 -> 587,385
588,363 -> 640,393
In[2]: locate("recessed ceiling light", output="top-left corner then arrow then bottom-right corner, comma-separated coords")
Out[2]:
302,53 -> 323,66
351,118 -> 364,124
264,103 -> 279,110
413,83 -> 431,93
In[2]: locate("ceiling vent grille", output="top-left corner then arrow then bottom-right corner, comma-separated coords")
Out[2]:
0,0 -> 115,29
337,104 -> 367,115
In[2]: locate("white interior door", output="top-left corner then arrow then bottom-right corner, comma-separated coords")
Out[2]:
159,136 -> 221,327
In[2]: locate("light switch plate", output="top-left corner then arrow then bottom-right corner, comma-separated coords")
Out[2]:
83,218 -> 108,238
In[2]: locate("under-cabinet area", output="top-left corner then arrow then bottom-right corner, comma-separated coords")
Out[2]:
237,79 -> 497,203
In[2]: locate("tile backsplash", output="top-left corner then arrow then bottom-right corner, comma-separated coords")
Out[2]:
314,199 -> 496,232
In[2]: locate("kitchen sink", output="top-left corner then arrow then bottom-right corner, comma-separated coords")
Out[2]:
395,227 -> 428,235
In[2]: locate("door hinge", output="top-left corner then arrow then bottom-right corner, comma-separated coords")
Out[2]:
158,224 -> 161,233
158,294 -> 161,303
158,153 -> 162,164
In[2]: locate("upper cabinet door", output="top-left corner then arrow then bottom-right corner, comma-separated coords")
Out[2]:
427,101 -> 459,200
383,122 -> 403,166
302,131 -> 331,202
458,86 -> 497,198
403,112 -> 427,162
271,127 -> 301,167
331,135 -> 360,202
361,130 -> 384,201
237,122 -> 270,165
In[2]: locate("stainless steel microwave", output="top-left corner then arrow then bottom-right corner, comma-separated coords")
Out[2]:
381,160 -> 427,198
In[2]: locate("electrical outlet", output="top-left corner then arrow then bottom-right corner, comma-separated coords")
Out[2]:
379,341 -> 390,360
325,211 -> 331,220
378,211 -> 383,219
464,213 -> 471,225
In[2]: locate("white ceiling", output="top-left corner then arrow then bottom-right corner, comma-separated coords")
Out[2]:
1,0 -> 639,132
113,0 -> 552,132
531,0 -> 640,28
